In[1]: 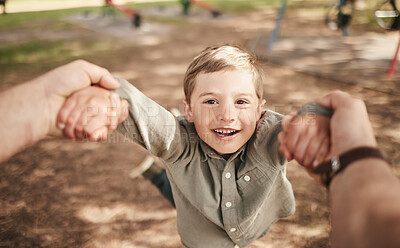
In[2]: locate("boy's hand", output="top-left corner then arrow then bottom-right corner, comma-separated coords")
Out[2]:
278,113 -> 331,170
57,86 -> 129,141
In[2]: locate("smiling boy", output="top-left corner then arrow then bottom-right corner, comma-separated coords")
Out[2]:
58,45 -> 331,247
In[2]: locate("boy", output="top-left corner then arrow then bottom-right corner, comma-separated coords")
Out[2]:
58,45 -> 331,247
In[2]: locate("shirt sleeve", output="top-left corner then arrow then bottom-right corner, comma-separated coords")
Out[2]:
296,102 -> 333,117
112,78 -> 189,163
251,110 -> 286,168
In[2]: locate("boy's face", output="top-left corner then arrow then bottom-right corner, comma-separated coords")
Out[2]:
184,70 -> 264,155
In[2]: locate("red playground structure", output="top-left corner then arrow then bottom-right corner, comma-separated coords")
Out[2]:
106,0 -> 141,27
181,0 -> 221,17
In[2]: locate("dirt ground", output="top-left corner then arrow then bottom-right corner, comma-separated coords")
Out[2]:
0,3 -> 399,248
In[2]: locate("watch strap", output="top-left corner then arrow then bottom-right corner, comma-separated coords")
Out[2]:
313,147 -> 388,187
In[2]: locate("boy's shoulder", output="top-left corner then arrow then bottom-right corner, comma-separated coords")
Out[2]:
258,109 -> 283,127
254,109 -> 283,138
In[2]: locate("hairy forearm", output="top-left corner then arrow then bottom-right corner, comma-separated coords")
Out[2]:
0,80 -> 50,163
330,159 -> 400,248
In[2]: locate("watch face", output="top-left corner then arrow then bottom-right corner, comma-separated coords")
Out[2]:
331,156 -> 340,172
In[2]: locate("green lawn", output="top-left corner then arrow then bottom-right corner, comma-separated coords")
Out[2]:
0,0 -> 385,83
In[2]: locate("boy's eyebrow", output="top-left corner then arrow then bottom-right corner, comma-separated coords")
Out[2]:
199,92 -> 217,98
235,93 -> 254,98
198,92 -> 255,98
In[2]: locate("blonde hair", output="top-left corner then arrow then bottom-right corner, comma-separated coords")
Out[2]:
183,45 -> 265,104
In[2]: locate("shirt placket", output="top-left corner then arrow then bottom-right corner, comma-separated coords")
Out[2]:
221,159 -> 241,244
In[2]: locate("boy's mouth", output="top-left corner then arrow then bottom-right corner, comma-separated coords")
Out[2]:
212,129 -> 240,137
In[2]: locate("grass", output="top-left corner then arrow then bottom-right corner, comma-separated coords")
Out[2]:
0,0 -> 280,67
0,39 -> 118,65
0,0 -> 388,78
0,6 -> 101,29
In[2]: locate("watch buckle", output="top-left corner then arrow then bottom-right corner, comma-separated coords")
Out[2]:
331,156 -> 341,172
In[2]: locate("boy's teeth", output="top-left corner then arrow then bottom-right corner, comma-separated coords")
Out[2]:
213,129 -> 238,136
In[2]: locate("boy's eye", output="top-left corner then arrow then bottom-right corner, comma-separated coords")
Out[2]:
204,99 -> 217,104
236,99 -> 248,105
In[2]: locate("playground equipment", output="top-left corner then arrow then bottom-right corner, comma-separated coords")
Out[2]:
267,0 -> 287,50
180,0 -> 222,17
267,0 -> 354,50
106,0 -> 141,27
375,0 -> 400,77
325,0 -> 354,36
375,0 -> 400,30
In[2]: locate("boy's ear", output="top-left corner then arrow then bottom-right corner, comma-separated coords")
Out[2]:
257,99 -> 266,119
183,99 -> 193,122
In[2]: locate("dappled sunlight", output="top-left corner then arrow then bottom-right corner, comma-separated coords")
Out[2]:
288,224 -> 327,237
294,9 -> 325,21
113,70 -> 139,81
77,203 -> 176,224
153,63 -> 187,76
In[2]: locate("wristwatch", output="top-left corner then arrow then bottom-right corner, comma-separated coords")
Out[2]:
312,147 -> 389,188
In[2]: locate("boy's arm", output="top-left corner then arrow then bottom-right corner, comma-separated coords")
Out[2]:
113,78 -> 188,162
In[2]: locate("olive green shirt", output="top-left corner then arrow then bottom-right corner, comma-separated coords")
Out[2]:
115,78 -> 296,247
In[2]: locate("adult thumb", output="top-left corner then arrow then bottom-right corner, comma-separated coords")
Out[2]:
80,60 -> 120,90
315,90 -> 349,111
97,73 -> 120,90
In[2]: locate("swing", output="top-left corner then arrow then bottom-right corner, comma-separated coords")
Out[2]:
180,0 -> 221,17
375,0 -> 400,30
106,0 -> 142,28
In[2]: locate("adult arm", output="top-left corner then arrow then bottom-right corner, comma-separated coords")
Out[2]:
316,91 -> 400,248
0,60 -> 120,163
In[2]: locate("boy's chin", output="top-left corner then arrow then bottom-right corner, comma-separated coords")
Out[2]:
212,145 -> 241,156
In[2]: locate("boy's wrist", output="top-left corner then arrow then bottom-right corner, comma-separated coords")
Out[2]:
297,102 -> 333,118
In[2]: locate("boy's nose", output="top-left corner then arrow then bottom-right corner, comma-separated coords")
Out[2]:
218,104 -> 237,123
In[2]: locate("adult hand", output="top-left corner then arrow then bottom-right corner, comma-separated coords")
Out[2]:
315,90 -> 377,157
0,60 -> 121,163
279,113 -> 330,169
36,60 -> 121,137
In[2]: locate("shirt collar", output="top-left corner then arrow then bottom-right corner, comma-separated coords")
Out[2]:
199,140 -> 247,162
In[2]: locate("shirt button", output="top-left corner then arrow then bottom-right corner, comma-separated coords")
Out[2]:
225,202 -> 232,208
225,172 -> 231,179
244,175 -> 251,182
230,228 -> 237,232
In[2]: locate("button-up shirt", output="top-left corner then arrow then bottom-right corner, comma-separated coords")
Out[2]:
115,78 -> 296,247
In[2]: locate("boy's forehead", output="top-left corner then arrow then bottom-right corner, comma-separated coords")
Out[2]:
195,69 -> 253,83
193,70 -> 256,95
